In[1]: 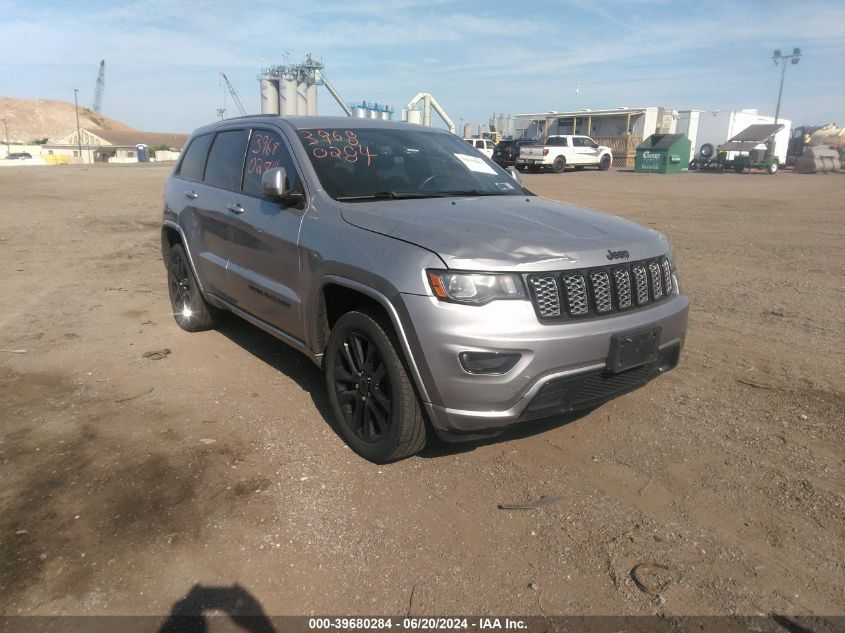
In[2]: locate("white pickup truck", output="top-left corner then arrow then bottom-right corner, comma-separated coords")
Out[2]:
517,135 -> 613,173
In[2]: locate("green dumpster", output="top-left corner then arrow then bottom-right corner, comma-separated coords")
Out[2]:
635,134 -> 692,173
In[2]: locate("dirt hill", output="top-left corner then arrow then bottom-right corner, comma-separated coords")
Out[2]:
0,97 -> 136,143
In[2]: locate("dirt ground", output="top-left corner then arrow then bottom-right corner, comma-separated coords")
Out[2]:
0,164 -> 842,618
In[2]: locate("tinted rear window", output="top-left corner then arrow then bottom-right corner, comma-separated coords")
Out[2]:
178,134 -> 212,181
204,129 -> 249,191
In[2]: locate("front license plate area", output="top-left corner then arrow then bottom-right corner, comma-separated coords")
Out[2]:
607,327 -> 661,374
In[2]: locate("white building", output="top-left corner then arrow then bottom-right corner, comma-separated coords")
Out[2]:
514,106 -> 792,166
42,129 -> 188,164
514,107 -> 680,167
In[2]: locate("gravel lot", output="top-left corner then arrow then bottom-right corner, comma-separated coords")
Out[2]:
0,164 -> 842,618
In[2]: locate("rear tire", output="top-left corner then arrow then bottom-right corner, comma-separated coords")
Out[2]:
598,154 -> 611,171
767,162 -> 779,175
325,311 -> 427,463
552,156 -> 566,173
166,243 -> 219,332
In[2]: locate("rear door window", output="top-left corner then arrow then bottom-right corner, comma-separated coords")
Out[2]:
203,129 -> 249,191
242,129 -> 301,198
178,133 -> 213,181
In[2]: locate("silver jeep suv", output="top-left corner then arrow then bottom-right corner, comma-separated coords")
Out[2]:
162,116 -> 688,462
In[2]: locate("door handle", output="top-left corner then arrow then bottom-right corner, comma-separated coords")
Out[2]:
227,203 -> 245,214
184,190 -> 198,199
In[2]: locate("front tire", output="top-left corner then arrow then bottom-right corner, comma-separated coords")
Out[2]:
598,154 -> 611,171
166,243 -> 219,332
767,162 -> 779,175
552,156 -> 566,173
325,311 -> 427,463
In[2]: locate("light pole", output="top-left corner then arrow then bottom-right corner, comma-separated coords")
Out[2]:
0,117 -> 9,155
73,88 -> 84,164
772,47 -> 801,127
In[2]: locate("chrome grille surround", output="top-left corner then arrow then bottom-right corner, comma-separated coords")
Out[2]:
589,271 -> 613,313
633,264 -> 650,306
528,276 -> 560,318
527,256 -> 674,321
648,260 -> 663,299
562,274 -> 589,316
660,257 -> 673,294
612,267 -> 633,309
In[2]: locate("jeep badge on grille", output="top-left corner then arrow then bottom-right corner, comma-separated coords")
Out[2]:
607,249 -> 630,261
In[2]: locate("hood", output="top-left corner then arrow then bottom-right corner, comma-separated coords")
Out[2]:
340,194 -> 668,271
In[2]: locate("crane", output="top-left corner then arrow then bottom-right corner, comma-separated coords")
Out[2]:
92,60 -> 105,113
219,72 -> 247,117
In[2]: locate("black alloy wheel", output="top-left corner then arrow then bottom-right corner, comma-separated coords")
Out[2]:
333,330 -> 392,444
166,243 -> 217,332
325,311 -> 427,462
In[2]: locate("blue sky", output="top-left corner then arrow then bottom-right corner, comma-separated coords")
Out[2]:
1,0 -> 843,133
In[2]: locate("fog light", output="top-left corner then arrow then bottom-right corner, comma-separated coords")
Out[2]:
459,352 -> 521,375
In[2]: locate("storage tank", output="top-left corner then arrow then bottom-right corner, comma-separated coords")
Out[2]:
280,73 -> 297,116
296,77 -> 308,115
407,109 -> 422,124
260,78 -> 280,115
463,123 -> 472,138
351,105 -> 369,118
306,82 -> 318,116
378,106 -> 392,120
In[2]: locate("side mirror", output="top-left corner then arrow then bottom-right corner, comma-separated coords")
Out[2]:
506,166 -> 522,185
262,167 -> 302,203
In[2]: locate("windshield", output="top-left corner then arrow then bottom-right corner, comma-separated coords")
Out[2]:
296,127 -> 524,201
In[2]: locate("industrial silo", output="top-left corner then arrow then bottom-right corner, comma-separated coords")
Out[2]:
351,104 -> 369,118
296,73 -> 308,115
462,123 -> 472,138
260,78 -> 280,115
406,109 -> 422,124
280,72 -> 297,116
378,106 -> 392,120
306,82 -> 317,116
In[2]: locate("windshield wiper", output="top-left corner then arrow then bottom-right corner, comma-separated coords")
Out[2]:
434,189 -> 510,197
336,191 -> 444,202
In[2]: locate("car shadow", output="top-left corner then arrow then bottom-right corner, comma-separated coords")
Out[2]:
157,583 -> 277,633
214,315 -> 597,459
418,408 -> 596,458
213,315 -> 339,436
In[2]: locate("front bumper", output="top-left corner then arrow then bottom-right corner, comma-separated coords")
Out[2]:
400,292 -> 689,438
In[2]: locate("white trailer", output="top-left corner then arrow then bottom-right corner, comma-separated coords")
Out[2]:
693,109 -> 791,164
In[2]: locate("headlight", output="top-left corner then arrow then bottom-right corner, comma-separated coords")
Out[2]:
427,270 -> 526,305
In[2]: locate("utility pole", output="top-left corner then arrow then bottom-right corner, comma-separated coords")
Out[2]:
1,117 -> 9,155
772,47 -> 801,127
74,89 -> 84,164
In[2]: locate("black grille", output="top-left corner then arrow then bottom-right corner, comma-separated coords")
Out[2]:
522,345 -> 680,420
527,257 -> 674,321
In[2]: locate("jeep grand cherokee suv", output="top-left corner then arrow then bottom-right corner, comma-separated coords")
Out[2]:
162,116 -> 688,462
